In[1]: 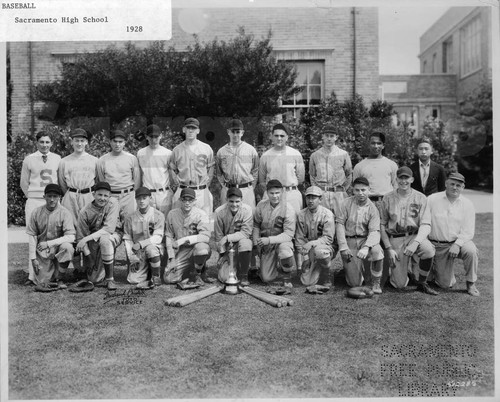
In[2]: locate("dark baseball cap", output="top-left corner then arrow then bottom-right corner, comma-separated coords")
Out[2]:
146,124 -> 161,137
272,123 -> 290,136
229,119 -> 244,130
266,179 -> 283,190
305,186 -> 323,197
180,188 -> 196,199
70,128 -> 88,139
184,117 -> 200,128
397,166 -> 413,178
44,183 -> 63,196
93,182 -> 111,192
227,187 -> 243,198
353,177 -> 370,187
323,125 -> 337,135
135,187 -> 152,198
448,172 -> 465,183
110,130 -> 127,140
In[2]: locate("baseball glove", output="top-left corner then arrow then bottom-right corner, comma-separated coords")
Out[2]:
68,279 -> 95,293
345,286 -> 375,299
176,278 -> 201,290
34,282 -> 60,293
136,279 -> 155,290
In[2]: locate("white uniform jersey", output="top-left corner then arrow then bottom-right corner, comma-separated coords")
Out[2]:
170,140 -> 214,186
58,152 -> 98,193
216,142 -> 258,186
258,146 -> 305,187
97,151 -> 141,191
137,145 -> 172,190
380,189 -> 430,235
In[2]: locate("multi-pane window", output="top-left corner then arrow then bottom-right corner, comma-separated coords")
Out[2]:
460,17 -> 482,77
442,38 -> 453,73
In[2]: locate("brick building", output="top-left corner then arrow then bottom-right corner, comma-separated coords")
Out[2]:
380,6 -> 492,134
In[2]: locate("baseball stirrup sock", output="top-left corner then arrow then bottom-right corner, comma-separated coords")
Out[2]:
418,258 -> 432,283
104,262 -> 114,279
237,251 -> 251,276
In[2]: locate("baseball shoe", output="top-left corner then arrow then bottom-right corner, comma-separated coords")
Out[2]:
372,283 -> 382,294
248,269 -> 260,281
104,279 -> 118,290
24,279 -> 35,286
152,276 -> 162,287
200,272 -> 216,284
417,283 -> 438,296
239,276 -> 250,287
467,282 -> 480,297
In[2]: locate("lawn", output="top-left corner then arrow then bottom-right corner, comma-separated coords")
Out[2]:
8,213 -> 494,399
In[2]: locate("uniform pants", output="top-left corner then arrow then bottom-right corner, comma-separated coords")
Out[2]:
24,198 -> 46,276
163,243 -> 212,284
150,189 -> 174,218
221,186 -> 255,210
300,245 -> 335,287
83,232 -> 123,284
217,238 -> 253,282
341,237 -> 384,287
172,187 -> 213,218
32,243 -> 74,285
258,241 -> 295,283
127,243 -> 164,284
61,191 -> 94,224
320,191 -> 347,217
111,191 -> 136,222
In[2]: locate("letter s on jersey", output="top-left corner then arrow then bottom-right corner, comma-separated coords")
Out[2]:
39,169 -> 54,187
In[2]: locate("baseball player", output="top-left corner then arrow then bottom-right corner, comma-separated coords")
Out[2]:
426,172 -> 479,297
309,125 -> 352,216
123,187 -> 165,288
26,184 -> 75,287
253,180 -> 296,291
214,187 -> 253,286
336,177 -> 385,293
170,118 -> 215,217
216,119 -> 259,209
258,123 -> 305,214
20,131 -> 61,285
379,167 -> 437,295
296,186 -> 337,294
75,181 -> 122,290
137,124 -> 174,217
352,132 -> 398,206
164,188 -> 214,285
97,130 -> 141,220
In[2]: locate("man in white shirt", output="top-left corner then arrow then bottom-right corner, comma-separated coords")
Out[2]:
427,172 -> 479,296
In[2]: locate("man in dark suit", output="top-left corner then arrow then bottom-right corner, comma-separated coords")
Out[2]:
410,138 -> 447,196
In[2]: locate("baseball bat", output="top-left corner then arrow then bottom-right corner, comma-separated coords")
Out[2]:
242,286 -> 294,307
165,287 -> 219,306
239,286 -> 283,308
166,286 -> 222,307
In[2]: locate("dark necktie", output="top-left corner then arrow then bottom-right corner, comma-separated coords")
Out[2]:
42,155 -> 47,163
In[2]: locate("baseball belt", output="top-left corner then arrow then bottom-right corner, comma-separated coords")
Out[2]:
429,239 -> 454,244
68,187 -> 93,194
345,235 -> 367,239
224,182 -> 252,188
150,186 -> 170,192
368,195 -> 383,201
390,231 -> 417,238
283,186 -> 298,191
320,186 -> 344,192
180,184 -> 207,190
111,187 -> 134,194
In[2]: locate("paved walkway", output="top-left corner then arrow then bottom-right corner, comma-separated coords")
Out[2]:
7,190 -> 493,244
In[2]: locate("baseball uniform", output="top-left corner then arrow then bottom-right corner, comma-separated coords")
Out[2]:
123,207 -> 165,285
137,145 -> 174,216
258,146 -> 305,213
309,146 -> 352,216
164,206 -> 212,284
76,197 -> 122,284
213,202 -> 253,282
216,141 -> 259,209
380,189 -> 435,288
97,151 -> 141,219
336,196 -> 384,287
253,199 -> 296,283
26,203 -> 75,285
352,157 -> 398,201
170,140 -> 215,216
296,205 -> 336,287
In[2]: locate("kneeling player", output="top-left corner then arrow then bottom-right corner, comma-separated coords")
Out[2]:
336,177 -> 384,293
214,187 -> 253,286
75,182 -> 122,290
380,167 -> 437,295
296,186 -> 336,294
27,184 -> 75,287
253,180 -> 296,290
164,188 -> 214,285
123,187 -> 165,288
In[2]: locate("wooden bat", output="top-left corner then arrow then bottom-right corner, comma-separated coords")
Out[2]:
165,286 -> 221,307
242,286 -> 294,307
239,286 -> 284,308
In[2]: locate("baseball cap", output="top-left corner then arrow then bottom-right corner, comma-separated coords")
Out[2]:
70,128 -> 88,139
353,177 -> 370,187
305,186 -> 323,197
135,187 -> 152,198
180,188 -> 196,199
146,124 -> 161,137
227,187 -> 243,198
184,117 -> 200,128
44,183 -> 63,196
93,182 -> 111,192
229,119 -> 244,130
397,166 -> 413,178
272,123 -> 290,136
110,130 -> 127,140
323,125 -> 337,135
448,172 -> 465,183
266,179 -> 283,190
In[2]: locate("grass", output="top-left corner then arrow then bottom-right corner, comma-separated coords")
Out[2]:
8,213 -> 494,399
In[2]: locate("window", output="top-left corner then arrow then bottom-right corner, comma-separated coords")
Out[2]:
423,60 -> 427,73
460,17 -> 482,77
281,61 -> 324,120
442,38 -> 453,73
432,53 -> 437,73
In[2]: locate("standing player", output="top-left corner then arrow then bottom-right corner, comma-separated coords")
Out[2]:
352,132 -> 398,206
214,187 -> 253,286
336,177 -> 385,293
26,184 -> 75,287
20,131 -> 61,285
253,180 -> 296,292
296,186 -> 336,294
309,125 -> 352,216
258,123 -> 305,213
379,167 -> 437,295
123,187 -> 165,288
137,124 -> 174,216
170,118 -> 215,217
427,172 -> 479,296
164,188 -> 214,285
216,119 -> 259,209
97,130 -> 141,220
410,138 -> 447,196
75,182 -> 122,290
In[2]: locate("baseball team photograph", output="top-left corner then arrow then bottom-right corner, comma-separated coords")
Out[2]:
4,1 -> 496,400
